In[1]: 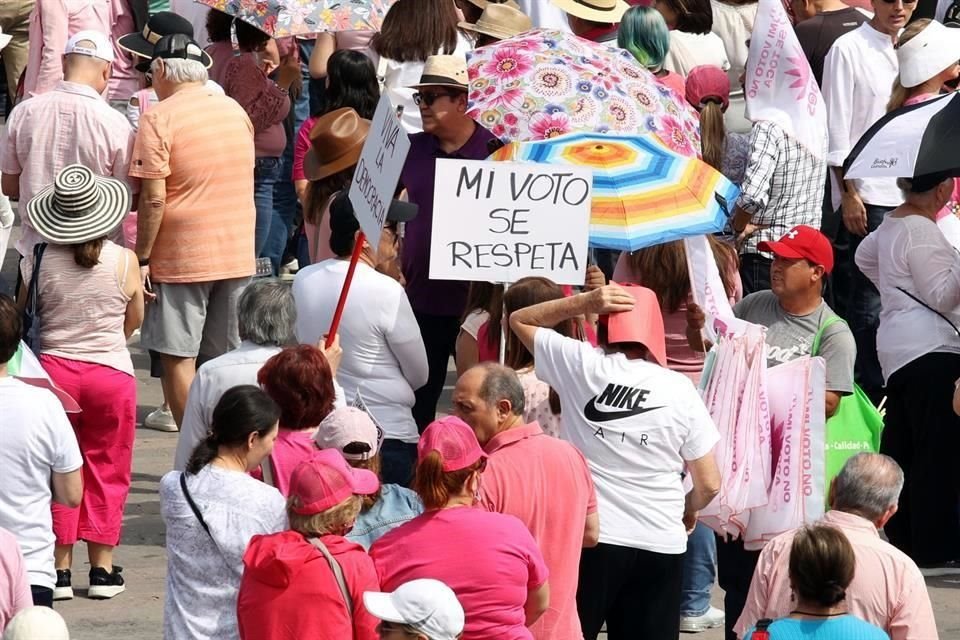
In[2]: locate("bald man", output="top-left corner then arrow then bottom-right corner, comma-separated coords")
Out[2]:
1,30 -> 135,259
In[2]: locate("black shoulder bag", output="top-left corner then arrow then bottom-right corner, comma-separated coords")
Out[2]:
22,242 -> 47,351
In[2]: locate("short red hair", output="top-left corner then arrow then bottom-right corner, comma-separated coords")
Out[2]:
258,345 -> 336,430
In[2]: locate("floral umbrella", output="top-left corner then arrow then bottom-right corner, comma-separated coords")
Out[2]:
467,29 -> 701,156
198,0 -> 393,36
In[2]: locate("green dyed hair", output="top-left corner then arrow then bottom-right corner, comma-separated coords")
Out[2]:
617,6 -> 671,71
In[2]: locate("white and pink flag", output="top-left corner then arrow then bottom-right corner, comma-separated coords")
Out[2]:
744,0 -> 828,158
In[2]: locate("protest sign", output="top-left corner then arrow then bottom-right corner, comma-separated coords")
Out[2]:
684,234 -> 735,343
348,94 -> 411,248
429,159 -> 592,285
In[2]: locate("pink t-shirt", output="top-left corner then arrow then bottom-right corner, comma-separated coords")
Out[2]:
370,507 -> 548,640
251,429 -> 317,496
612,247 -> 742,384
0,527 -> 32,633
479,423 -> 596,640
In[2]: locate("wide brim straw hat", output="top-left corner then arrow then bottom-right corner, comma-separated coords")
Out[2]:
459,3 -> 533,41
409,55 -> 469,91
26,164 -> 131,245
304,107 -> 371,181
550,0 -> 629,24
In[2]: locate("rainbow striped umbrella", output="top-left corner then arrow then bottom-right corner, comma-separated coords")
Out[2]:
491,132 -> 739,252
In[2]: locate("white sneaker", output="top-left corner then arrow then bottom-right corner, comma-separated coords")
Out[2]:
680,606 -> 725,633
143,406 -> 178,432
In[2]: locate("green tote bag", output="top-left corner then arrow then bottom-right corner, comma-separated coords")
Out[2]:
812,316 -> 885,490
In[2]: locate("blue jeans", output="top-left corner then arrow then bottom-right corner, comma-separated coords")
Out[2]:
680,522 -> 717,617
831,204 -> 891,398
265,43 -> 314,274
254,157 -> 282,259
380,439 -> 417,487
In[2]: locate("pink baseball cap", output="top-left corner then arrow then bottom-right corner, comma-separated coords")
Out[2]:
315,407 -> 383,461
288,449 -> 380,516
417,416 -> 486,472
685,65 -> 730,111
603,283 -> 667,367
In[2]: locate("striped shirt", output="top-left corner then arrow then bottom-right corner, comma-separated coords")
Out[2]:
737,120 -> 827,256
129,85 -> 256,283
1,81 -> 135,256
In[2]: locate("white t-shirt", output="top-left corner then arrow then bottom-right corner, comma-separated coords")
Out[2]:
460,309 -> 489,340
534,330 -> 719,553
855,214 -> 960,382
293,259 -> 428,443
0,378 -> 82,589
662,31 -> 731,77
160,466 -> 287,640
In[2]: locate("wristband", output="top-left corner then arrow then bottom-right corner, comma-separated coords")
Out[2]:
138,257 -> 150,267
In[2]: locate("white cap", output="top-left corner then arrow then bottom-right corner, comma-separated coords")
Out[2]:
64,30 -> 114,63
2,607 -> 70,640
363,579 -> 465,640
897,21 -> 960,88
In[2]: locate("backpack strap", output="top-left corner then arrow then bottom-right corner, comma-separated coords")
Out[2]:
753,618 -> 774,640
811,315 -> 846,357
308,537 -> 354,633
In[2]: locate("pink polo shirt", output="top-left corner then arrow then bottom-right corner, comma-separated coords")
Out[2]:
735,510 -> 938,640
479,422 -> 597,640
250,430 -> 317,496
370,507 -> 549,640
0,527 -> 32,633
1,80 -> 135,255
23,0 -> 112,97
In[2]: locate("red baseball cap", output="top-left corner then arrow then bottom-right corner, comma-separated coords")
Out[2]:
417,416 -> 486,472
288,449 -> 380,516
758,225 -> 834,274
685,65 -> 730,111
603,283 -> 667,367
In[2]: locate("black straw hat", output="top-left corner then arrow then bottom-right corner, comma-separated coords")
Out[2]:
119,11 -> 211,72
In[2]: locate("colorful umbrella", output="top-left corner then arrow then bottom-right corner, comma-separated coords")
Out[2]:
466,29 -> 702,156
198,0 -> 392,37
491,132 -> 739,251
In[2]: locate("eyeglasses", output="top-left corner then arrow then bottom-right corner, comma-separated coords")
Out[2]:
878,0 -> 917,4
413,91 -> 457,107
378,621 -> 418,635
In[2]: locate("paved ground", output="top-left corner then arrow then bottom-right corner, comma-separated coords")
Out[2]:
3,219 -> 959,640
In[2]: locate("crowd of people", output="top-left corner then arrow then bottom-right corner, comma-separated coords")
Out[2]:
0,0 -> 957,638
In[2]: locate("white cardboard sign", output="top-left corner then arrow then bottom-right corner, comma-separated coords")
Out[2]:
348,95 -> 411,248
429,159 -> 592,285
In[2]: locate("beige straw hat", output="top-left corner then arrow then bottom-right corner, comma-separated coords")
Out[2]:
465,0 -> 521,11
459,4 -> 533,41
409,55 -> 469,90
551,0 -> 629,23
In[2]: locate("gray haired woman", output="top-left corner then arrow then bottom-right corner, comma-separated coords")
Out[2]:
175,279 -> 345,470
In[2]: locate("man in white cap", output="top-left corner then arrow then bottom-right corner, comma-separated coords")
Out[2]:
1,30 -> 135,262
364,579 -> 466,640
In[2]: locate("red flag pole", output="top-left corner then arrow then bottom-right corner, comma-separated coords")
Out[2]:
326,231 -> 365,348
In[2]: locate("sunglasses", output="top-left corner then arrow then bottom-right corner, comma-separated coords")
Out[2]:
378,621 -> 418,635
413,91 -> 457,107
878,0 -> 917,4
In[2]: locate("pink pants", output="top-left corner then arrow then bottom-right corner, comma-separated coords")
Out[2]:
41,355 -> 136,547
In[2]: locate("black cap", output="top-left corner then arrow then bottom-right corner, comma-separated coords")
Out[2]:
150,33 -> 211,67
330,191 -> 418,235
119,12 -> 198,72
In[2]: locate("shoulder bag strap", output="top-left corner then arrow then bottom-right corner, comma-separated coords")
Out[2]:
179,472 -> 213,538
811,314 -> 846,357
26,242 -> 47,313
896,286 -> 960,340
308,537 -> 354,628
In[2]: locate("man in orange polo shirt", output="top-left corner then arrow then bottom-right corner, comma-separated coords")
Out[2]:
130,34 -> 256,430
453,363 -> 599,640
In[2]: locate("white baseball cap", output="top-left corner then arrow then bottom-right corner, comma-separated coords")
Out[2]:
897,20 -> 960,88
3,606 -> 70,640
364,579 -> 465,640
64,30 -> 114,63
